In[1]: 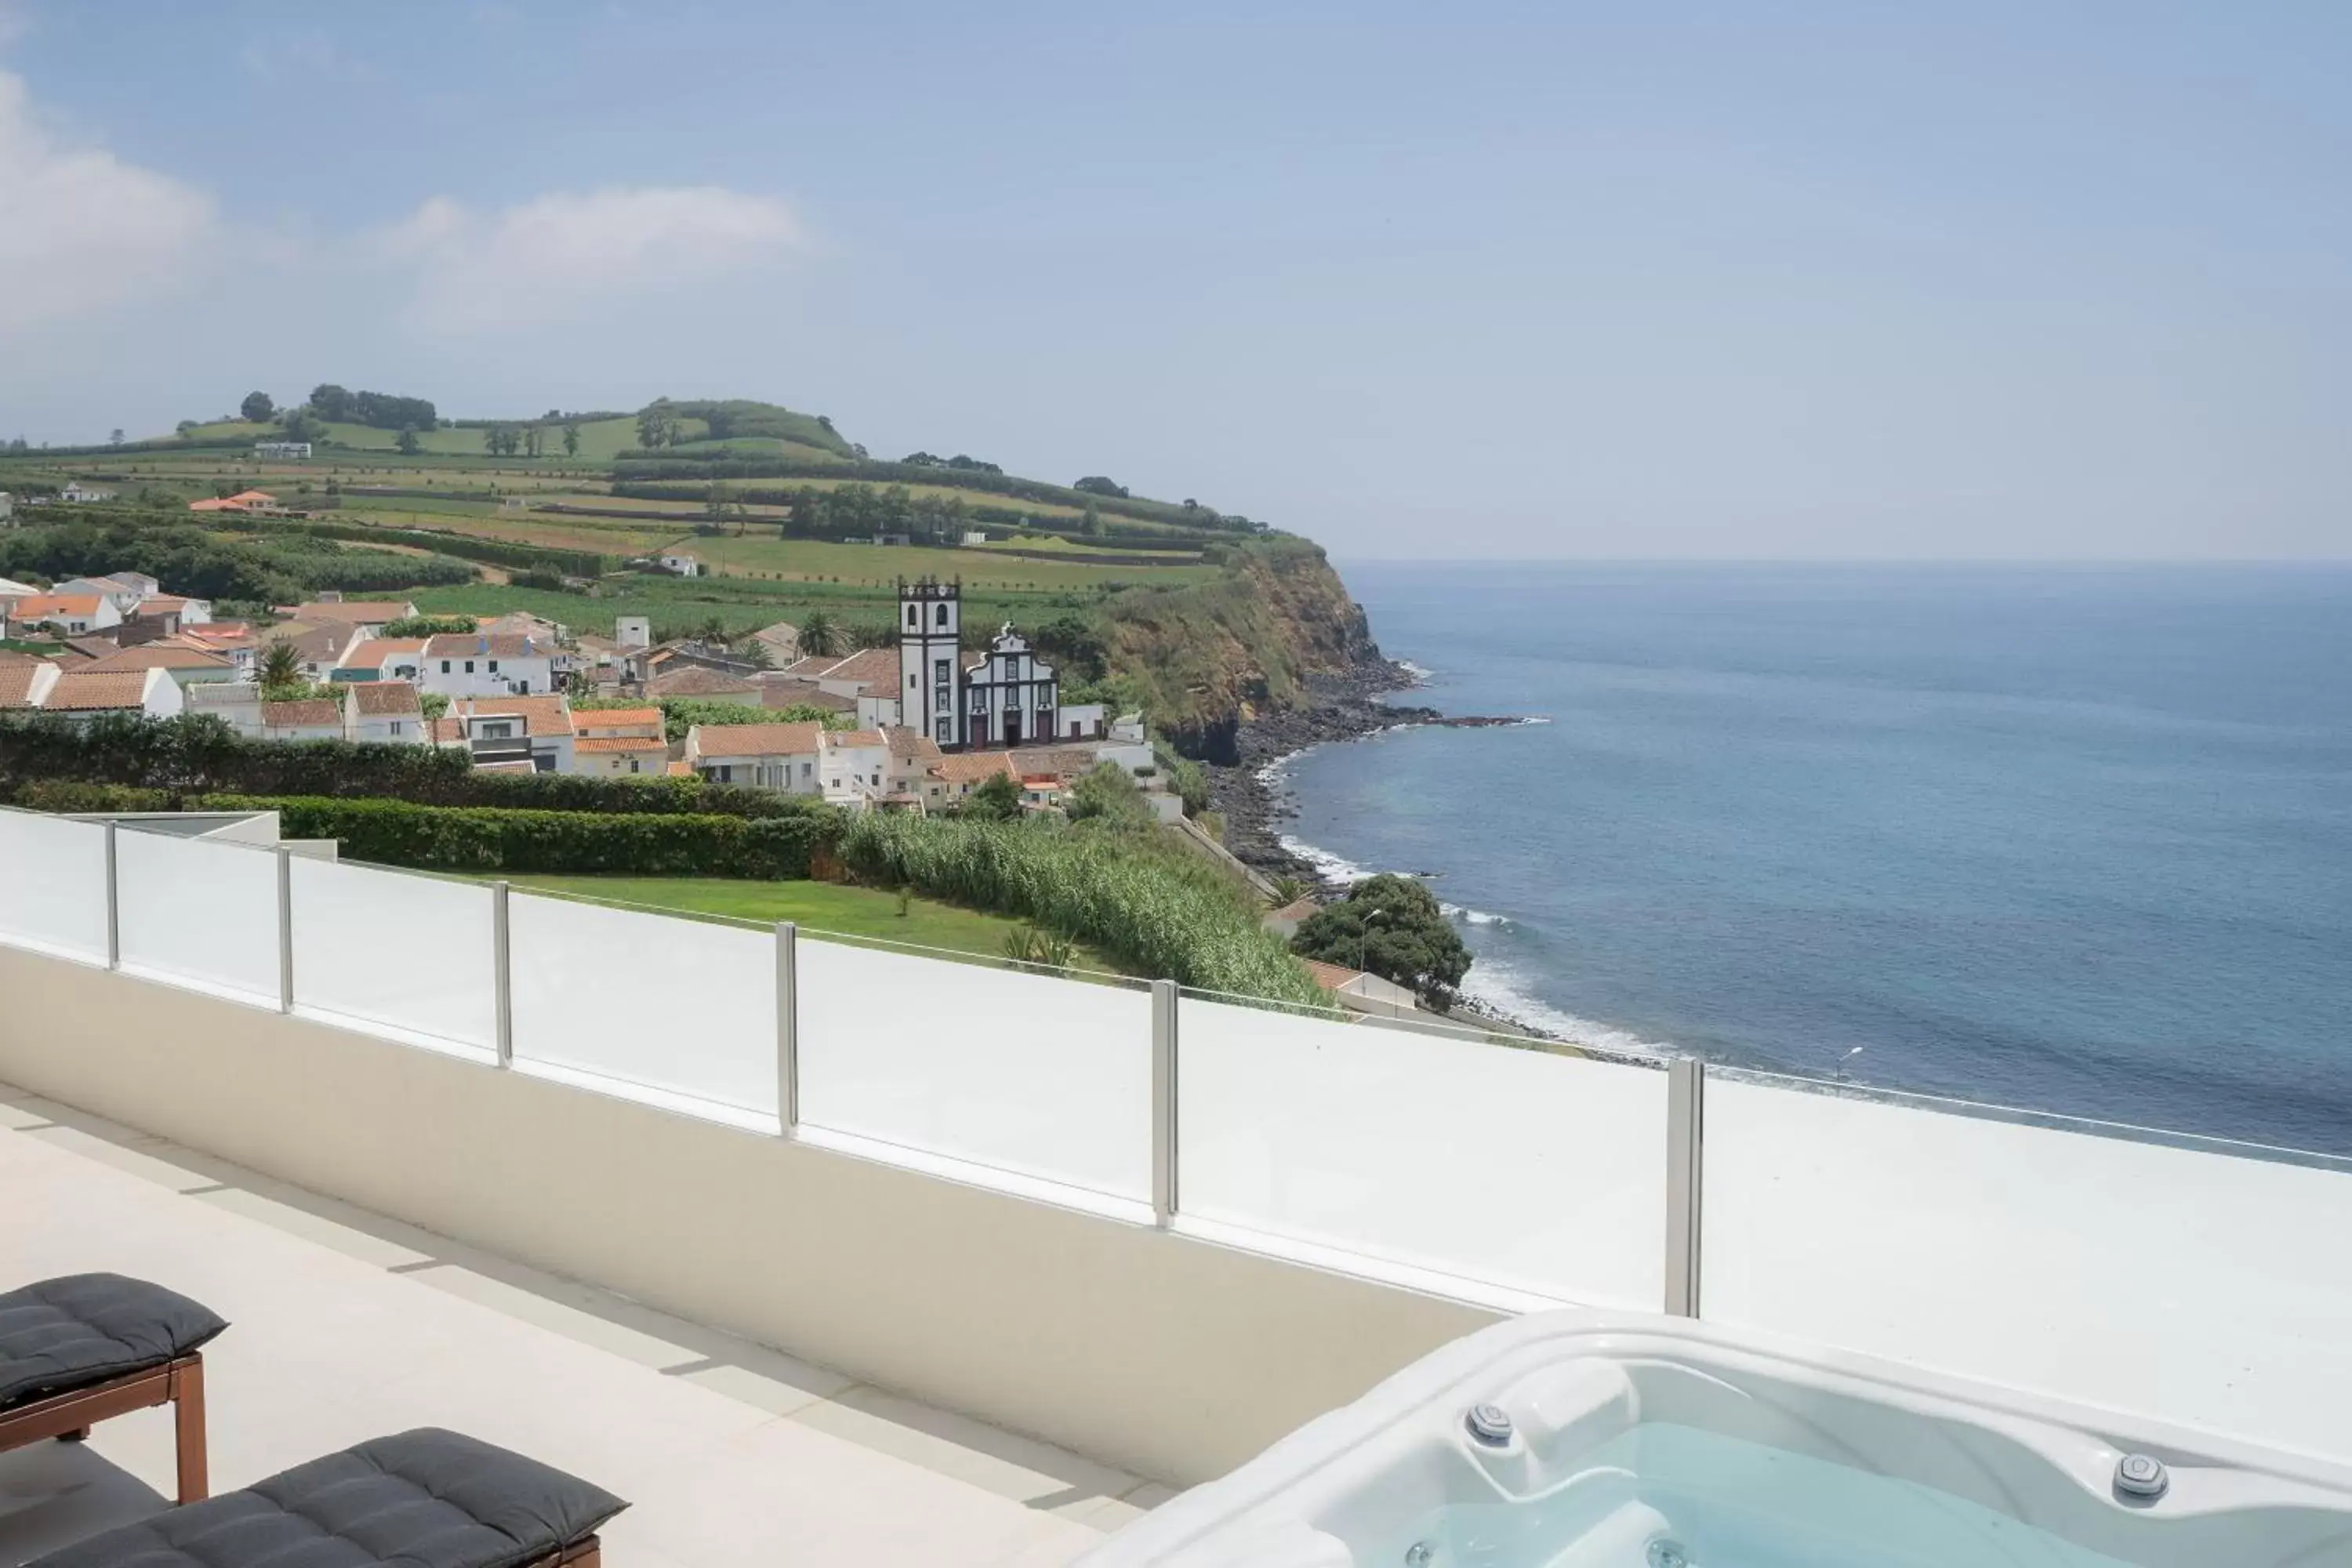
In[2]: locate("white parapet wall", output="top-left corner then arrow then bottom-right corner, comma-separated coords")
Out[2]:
0,943 -> 1497,1484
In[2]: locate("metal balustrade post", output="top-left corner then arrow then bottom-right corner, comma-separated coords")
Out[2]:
492,880 -> 513,1066
274,846 -> 294,1014
103,822 -> 121,971
1152,978 -> 1179,1228
1664,1056 -> 1706,1317
775,921 -> 799,1136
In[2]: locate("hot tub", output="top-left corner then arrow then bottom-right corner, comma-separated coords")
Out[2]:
1080,1312 -> 2352,1567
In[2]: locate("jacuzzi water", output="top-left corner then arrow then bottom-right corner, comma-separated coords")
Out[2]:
1077,1312 -> 2352,1568
1396,1423 -> 2137,1567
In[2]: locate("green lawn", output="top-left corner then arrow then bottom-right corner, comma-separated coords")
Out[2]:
488,873 -> 1126,971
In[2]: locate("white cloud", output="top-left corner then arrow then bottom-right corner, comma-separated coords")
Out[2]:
0,71 -> 216,332
382,185 -> 805,333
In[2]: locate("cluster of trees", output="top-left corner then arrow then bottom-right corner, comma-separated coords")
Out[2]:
477,422 -> 580,459
1289,874 -> 1472,1010
307,385 -> 438,431
1073,476 -> 1131,498
383,615 -> 479,637
760,481 -> 978,542
901,452 -> 1004,474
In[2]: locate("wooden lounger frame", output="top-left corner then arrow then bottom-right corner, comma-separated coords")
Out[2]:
0,1352 -> 208,1502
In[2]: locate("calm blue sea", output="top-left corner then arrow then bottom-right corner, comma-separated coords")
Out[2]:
1276,562 -> 2352,1152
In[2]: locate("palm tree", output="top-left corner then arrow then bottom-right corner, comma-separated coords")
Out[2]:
258,639 -> 303,691
799,611 -> 845,658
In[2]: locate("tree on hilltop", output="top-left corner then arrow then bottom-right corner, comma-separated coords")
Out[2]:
241,390 -> 275,422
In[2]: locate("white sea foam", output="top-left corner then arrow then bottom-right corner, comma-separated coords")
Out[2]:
1443,902 -> 1510,927
1396,659 -> 1436,685
1278,833 -> 1375,886
1454,957 -> 1675,1058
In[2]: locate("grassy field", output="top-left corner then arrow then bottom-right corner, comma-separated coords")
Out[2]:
405,579 -> 1086,638
489,873 -> 1124,970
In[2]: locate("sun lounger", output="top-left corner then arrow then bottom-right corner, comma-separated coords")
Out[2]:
28,1426 -> 628,1568
0,1272 -> 225,1504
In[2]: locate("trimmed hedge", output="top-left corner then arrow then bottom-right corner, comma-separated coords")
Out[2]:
205,795 -> 835,878
0,713 -> 829,819
5,779 -> 834,878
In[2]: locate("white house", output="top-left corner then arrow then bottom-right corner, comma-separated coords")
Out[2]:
434,695 -> 576,772
253,441 -> 312,460
8,593 -> 122,636
891,577 -> 1099,750
818,728 -> 891,807
132,595 -> 213,633
265,622 -> 371,684
333,637 -> 428,685
0,493 -> 13,522
56,575 -> 155,617
260,696 -> 346,743
58,481 -> 112,503
615,616 -> 652,649
657,550 -> 704,578
569,706 -> 666,777
684,720 -> 824,790
184,682 -> 264,735
420,633 -> 557,697
345,681 -> 426,745
783,648 -> 904,730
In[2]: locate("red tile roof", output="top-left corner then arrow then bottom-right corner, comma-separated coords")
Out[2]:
575,735 -> 666,753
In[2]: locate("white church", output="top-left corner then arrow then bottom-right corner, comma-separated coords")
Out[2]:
898,577 -> 1105,750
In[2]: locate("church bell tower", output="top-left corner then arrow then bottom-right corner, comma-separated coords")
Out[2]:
898,576 -> 964,748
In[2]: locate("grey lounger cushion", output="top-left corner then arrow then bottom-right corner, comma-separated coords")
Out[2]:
0,1272 -> 227,1411
32,1427 -> 628,1568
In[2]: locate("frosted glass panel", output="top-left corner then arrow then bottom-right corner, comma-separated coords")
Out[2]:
507,894 -> 775,1114
114,827 -> 281,999
797,939 -> 1151,1198
1702,1077 -> 2352,1459
0,810 -> 110,959
290,858 -> 495,1048
1181,999 -> 1668,1306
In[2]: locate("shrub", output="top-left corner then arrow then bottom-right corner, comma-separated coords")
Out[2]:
838,812 -> 1324,1005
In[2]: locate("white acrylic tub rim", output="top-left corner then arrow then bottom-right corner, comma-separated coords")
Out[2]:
1079,1309 -> 2352,1566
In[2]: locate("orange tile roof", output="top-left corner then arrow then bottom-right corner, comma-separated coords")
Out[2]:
45,670 -> 155,710
1301,959 -> 1369,992
691,721 -> 823,757
0,663 -> 56,708
296,601 -> 416,622
574,706 -> 662,730
931,751 -> 1018,786
423,632 -> 542,660
575,735 -> 667,753
827,728 -> 887,749
9,594 -> 102,619
648,665 -> 759,698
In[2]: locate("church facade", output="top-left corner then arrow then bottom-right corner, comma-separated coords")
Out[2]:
895,577 -> 1103,750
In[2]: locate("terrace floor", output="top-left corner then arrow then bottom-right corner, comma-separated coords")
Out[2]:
0,1082 -> 1168,1568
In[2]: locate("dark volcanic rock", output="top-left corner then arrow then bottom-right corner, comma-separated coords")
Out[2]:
1207,660 -> 1440,880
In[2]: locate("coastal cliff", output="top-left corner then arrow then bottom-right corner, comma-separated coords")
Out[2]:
1102,535 -> 1399,760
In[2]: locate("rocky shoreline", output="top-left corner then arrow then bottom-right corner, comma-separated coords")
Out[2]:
1205,661 -> 1432,881
1203,657 -> 1566,1043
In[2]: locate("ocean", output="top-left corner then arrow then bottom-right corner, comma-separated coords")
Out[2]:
1272,562 -> 2352,1152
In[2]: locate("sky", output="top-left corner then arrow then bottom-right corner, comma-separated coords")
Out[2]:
0,2 -> 2346,560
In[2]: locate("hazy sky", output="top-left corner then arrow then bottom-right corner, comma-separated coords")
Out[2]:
2,2 -> 2346,558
